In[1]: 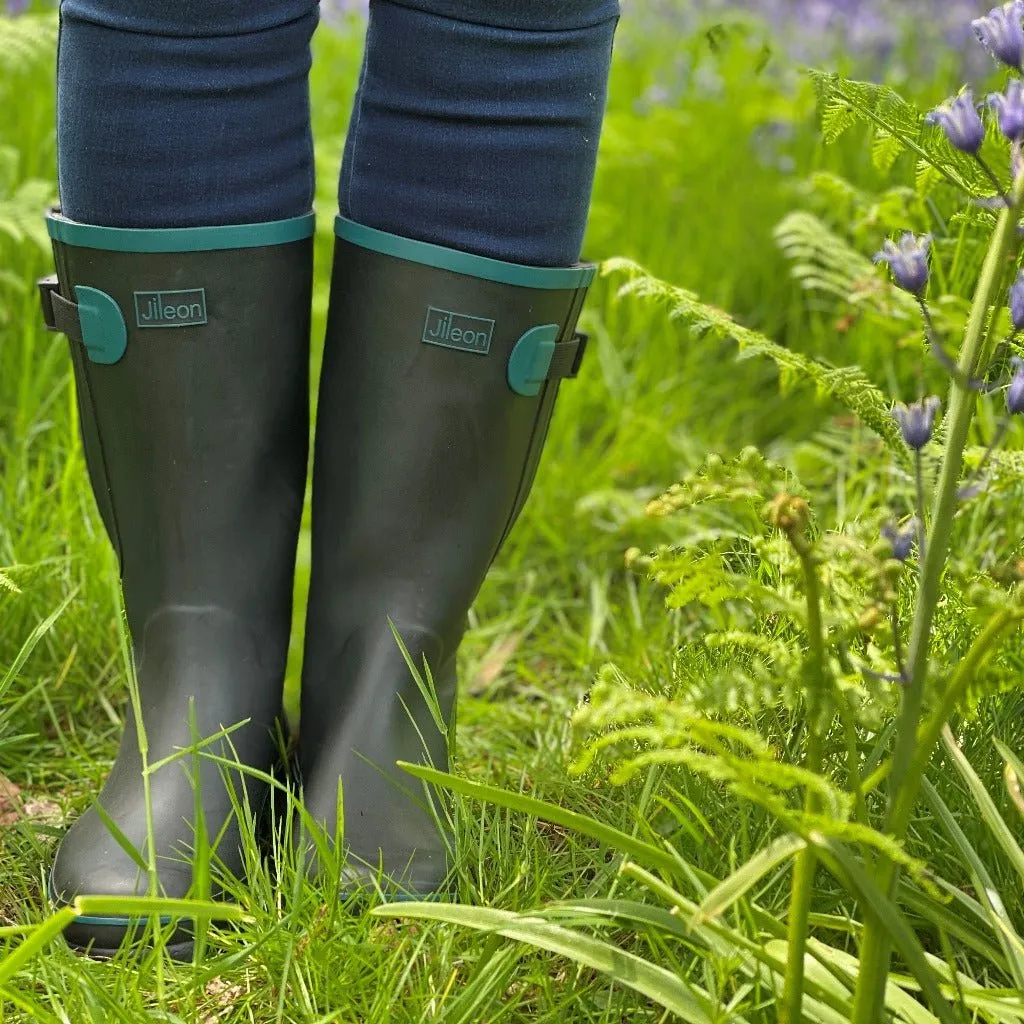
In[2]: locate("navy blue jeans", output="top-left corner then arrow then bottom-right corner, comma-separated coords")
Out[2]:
57,0 -> 618,266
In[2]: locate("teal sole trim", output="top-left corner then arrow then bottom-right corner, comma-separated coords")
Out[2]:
73,913 -> 175,927
47,873 -> 176,927
335,217 -> 596,291
47,210 -> 315,253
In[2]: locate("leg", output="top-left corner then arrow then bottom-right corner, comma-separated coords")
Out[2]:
299,0 -> 618,893
44,0 -> 317,955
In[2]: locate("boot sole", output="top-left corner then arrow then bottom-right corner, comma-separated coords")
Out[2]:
63,933 -> 196,962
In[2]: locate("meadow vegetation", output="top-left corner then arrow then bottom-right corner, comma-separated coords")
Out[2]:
3,3 -> 1024,1021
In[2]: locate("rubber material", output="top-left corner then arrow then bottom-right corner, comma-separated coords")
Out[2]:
298,228 -> 590,894
46,220 -> 312,955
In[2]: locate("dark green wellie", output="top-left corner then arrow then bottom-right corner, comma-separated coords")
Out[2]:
39,210 -> 314,956
297,218 -> 593,894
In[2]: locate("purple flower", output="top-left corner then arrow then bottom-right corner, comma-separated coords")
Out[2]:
988,80 -> 1024,142
1007,358 -> 1024,414
1009,271 -> 1024,330
892,397 -> 941,450
881,519 -> 918,561
874,234 -> 931,295
926,91 -> 985,154
973,2 -> 1024,69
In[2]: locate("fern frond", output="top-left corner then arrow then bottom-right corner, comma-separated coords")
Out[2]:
808,71 -> 980,197
0,13 -> 57,77
774,211 -> 920,326
0,179 -> 57,251
602,257 -> 904,453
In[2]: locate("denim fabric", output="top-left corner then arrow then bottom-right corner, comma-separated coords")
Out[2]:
339,0 -> 619,265
384,0 -> 619,31
56,0 -> 618,263
57,0 -> 318,227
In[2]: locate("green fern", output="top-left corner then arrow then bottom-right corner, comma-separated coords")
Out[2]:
774,210 -> 919,323
809,71 -> 982,198
0,13 -> 57,78
572,673 -> 928,885
0,178 -> 56,252
602,256 -> 905,454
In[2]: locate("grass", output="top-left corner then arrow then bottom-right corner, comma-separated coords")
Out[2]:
3,5 -> 1024,1022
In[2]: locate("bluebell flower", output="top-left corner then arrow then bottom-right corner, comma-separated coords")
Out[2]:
881,519 -> 918,561
1010,271 -> 1024,331
973,1 -> 1024,69
874,234 -> 931,295
892,397 -> 941,450
1007,358 -> 1024,414
988,80 -> 1024,142
926,90 -> 985,154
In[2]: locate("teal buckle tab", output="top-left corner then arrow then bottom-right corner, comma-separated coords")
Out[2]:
507,324 -> 560,397
75,286 -> 127,365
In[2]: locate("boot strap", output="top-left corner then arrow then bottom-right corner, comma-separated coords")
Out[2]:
38,274 -> 128,365
547,330 -> 588,381
39,275 -> 83,344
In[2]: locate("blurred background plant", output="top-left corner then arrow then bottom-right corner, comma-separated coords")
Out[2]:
3,1 -> 1024,1021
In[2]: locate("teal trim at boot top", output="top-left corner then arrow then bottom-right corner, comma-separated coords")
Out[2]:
335,217 -> 596,290
47,209 -> 315,252
42,216 -> 313,958
297,224 -> 592,896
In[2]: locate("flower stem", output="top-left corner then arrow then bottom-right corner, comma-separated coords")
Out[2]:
851,168 -> 1024,1024
975,153 -> 1009,206
780,531 -> 827,1024
914,451 -> 927,577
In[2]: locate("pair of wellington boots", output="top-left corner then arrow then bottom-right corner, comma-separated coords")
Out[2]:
38,209 -> 593,958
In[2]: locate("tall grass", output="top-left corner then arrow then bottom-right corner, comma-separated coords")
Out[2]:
2,5 -> 1024,1022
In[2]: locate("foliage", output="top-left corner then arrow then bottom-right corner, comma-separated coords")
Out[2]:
4,6 -> 1024,1024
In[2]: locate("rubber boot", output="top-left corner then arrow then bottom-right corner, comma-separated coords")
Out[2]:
38,210 -> 314,957
297,217 -> 593,895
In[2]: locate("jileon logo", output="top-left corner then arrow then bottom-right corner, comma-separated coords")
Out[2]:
421,306 -> 494,355
133,288 -> 208,328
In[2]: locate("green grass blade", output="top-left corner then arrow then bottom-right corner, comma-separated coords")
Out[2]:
921,776 -> 1024,990
814,839 -> 962,1024
74,895 -> 248,922
994,739 -> 1024,824
696,832 -> 805,922
144,717 -> 249,775
897,880 -> 1008,970
397,761 -> 683,876
0,981 -> 61,1023
942,728 -> 1024,889
373,901 -> 733,1024
0,907 -> 77,984
785,942 -> 940,1024
555,897 -> 857,1022
88,799 -> 151,873
0,592 -> 73,705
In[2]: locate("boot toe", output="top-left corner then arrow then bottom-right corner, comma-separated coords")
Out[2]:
51,810 -> 196,958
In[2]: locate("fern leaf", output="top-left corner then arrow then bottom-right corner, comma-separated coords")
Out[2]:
0,179 -> 58,252
602,257 -> 904,453
809,71 -> 981,197
0,13 -> 57,77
